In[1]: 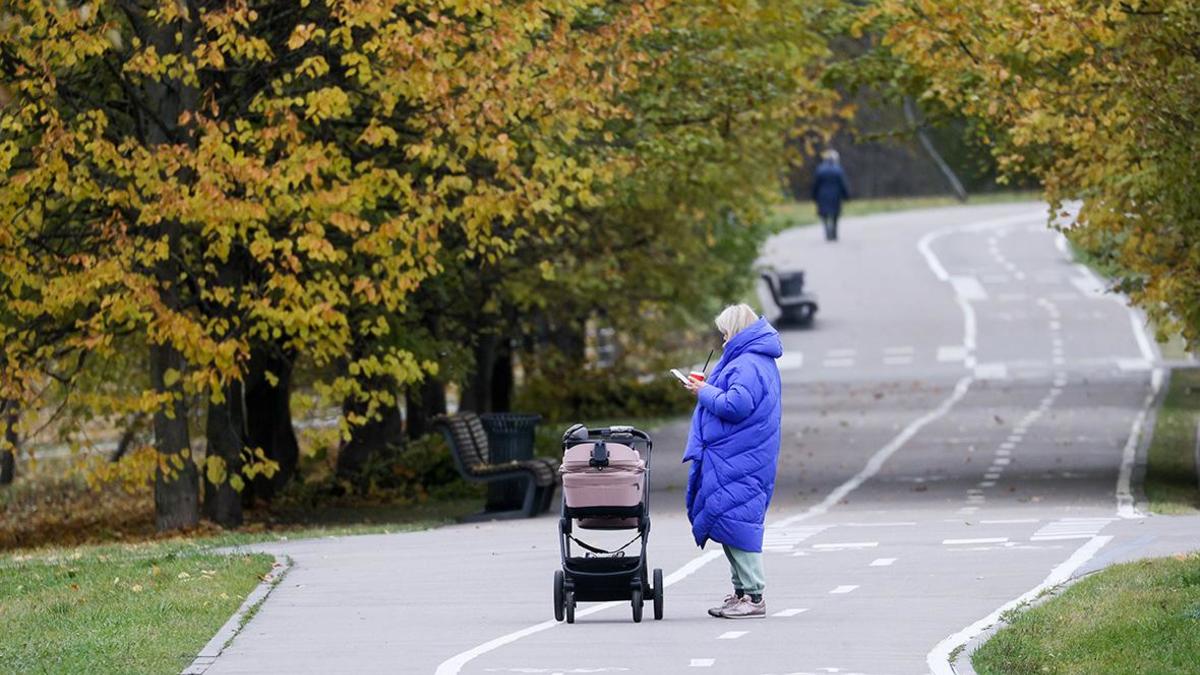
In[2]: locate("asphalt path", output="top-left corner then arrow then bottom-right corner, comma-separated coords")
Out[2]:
203,202 -> 1200,675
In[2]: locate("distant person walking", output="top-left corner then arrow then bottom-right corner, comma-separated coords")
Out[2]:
680,304 -> 783,619
811,149 -> 850,241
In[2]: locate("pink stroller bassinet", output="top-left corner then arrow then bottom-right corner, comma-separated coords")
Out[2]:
560,441 -> 646,529
553,424 -> 663,624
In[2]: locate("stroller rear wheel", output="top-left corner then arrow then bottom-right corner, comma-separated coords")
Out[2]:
565,590 -> 575,624
631,588 -> 643,623
653,568 -> 664,620
553,570 -> 565,622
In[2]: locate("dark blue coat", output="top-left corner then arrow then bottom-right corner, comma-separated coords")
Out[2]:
811,161 -> 849,217
683,318 -> 783,552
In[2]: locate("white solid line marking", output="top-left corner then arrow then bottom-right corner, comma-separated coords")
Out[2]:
1118,368 -> 1163,519
829,585 -> 859,594
869,558 -> 896,567
772,376 -> 974,529
813,542 -> 879,549
431,549 -> 725,675
944,537 -> 1008,545
717,631 -> 748,640
926,536 -> 1112,675
773,608 -> 809,617
950,276 -> 988,301
689,658 -> 715,667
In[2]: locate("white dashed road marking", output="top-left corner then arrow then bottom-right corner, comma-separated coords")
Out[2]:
717,631 -> 748,640
812,542 -> 879,550
689,659 -> 715,667
1031,518 -> 1115,541
773,608 -> 809,618
943,538 -> 1008,545
869,558 -> 896,567
829,585 -> 859,594
980,518 -> 1038,524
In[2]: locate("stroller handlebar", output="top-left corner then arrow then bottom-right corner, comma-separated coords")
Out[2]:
562,424 -> 653,453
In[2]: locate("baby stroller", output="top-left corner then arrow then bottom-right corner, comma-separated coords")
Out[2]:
553,424 -> 663,623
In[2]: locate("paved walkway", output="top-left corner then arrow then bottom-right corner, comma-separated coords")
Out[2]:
203,202 -> 1200,675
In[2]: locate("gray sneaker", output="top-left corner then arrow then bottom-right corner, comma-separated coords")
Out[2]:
720,596 -> 766,619
707,594 -> 743,618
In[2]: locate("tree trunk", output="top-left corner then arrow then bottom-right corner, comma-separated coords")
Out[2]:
405,377 -> 446,440
460,335 -> 498,413
140,0 -> 200,532
337,378 -> 403,485
151,342 -> 199,532
243,349 -> 299,503
490,343 -> 513,413
204,380 -> 244,527
0,399 -> 16,486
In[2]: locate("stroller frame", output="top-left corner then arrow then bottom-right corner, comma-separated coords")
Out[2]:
553,425 -> 663,624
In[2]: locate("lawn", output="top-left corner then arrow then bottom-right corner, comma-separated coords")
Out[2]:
0,543 -> 275,674
767,191 -> 1041,230
972,552 -> 1200,674
1144,368 -> 1200,514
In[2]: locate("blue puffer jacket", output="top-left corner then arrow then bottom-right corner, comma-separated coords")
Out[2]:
683,317 -> 783,552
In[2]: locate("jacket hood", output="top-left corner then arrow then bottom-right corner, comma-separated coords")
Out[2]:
722,317 -> 783,362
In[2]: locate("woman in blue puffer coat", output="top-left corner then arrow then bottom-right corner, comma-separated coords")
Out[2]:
681,304 -> 783,620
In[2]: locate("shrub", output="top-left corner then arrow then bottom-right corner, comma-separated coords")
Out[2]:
515,372 -> 693,425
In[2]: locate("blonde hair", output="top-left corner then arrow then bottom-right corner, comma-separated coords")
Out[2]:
715,304 -> 758,341
821,148 -> 840,163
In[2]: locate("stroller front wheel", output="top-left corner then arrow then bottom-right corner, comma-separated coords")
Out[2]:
565,590 -> 575,624
631,588 -> 643,623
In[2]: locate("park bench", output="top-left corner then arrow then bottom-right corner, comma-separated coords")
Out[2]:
759,266 -> 819,326
435,412 -> 559,520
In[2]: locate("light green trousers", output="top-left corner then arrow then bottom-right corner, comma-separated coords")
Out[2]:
722,544 -> 765,595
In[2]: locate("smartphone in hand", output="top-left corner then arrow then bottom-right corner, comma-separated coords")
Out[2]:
670,368 -> 691,384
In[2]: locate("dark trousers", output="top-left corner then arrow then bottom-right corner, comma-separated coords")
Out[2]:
822,214 -> 839,241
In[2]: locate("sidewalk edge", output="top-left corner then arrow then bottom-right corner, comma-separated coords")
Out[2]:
181,553 -> 292,675
1132,367 -> 1172,514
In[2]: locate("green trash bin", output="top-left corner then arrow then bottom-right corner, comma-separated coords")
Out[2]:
481,413 -> 542,511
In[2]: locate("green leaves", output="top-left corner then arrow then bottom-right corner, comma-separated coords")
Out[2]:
871,0 -> 1200,345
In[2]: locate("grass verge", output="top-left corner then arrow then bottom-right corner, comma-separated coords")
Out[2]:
0,542 -> 275,674
767,191 -> 1040,230
1144,368 -> 1200,514
972,552 -> 1200,674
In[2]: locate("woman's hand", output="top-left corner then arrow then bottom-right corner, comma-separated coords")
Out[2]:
683,377 -> 707,396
